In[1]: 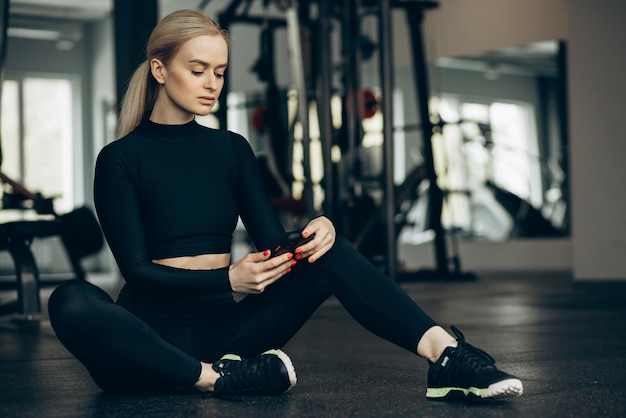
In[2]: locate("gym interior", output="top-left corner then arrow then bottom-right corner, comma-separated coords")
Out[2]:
1,0 -> 625,416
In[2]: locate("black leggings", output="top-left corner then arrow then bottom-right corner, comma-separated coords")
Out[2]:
48,237 -> 437,393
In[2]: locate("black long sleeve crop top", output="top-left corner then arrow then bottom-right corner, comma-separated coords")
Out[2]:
93,119 -> 286,298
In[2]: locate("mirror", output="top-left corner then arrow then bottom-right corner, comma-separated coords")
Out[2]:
425,40 -> 569,241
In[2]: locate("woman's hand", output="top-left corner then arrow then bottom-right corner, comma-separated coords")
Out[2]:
228,250 -> 295,294
294,216 -> 336,264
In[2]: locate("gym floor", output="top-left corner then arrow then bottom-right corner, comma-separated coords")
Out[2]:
1,270 -> 625,417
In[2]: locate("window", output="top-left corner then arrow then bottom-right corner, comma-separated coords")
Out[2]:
1,75 -> 77,215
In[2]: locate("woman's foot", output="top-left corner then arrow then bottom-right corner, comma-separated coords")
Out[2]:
426,326 -> 523,401
211,349 -> 297,396
417,325 -> 458,362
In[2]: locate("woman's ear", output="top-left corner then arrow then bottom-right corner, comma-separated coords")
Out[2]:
150,58 -> 166,85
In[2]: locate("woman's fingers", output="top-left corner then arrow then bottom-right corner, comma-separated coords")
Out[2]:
245,252 -> 295,293
229,250 -> 294,294
296,217 -> 336,263
259,257 -> 295,288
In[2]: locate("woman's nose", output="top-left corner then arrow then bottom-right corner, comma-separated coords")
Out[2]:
204,74 -> 217,90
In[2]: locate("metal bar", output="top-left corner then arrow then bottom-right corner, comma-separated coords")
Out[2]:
197,0 -> 212,10
285,1 -> 316,219
216,4 -> 286,132
113,0 -> 158,113
215,15 -> 230,130
378,0 -> 396,281
0,0 -> 9,167
341,0 -> 363,197
404,2 -> 449,274
317,0 -> 335,219
219,15 -> 286,27
556,40 -> 570,235
8,240 -> 41,319
223,0 -> 246,16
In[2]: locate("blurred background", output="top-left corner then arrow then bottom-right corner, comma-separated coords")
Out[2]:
0,0 -> 624,286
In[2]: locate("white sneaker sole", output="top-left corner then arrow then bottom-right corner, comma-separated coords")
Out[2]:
426,378 -> 524,400
484,378 -> 524,399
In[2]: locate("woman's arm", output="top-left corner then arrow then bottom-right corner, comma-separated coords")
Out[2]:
231,132 -> 287,251
231,132 -> 336,264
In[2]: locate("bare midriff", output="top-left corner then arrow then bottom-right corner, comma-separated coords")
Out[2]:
153,253 -> 231,270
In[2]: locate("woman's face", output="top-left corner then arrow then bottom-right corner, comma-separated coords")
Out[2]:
150,34 -> 228,123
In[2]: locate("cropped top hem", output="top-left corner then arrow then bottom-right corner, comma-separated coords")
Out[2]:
151,240 -> 232,260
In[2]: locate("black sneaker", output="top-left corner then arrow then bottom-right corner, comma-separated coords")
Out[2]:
426,326 -> 523,401
212,349 -> 297,396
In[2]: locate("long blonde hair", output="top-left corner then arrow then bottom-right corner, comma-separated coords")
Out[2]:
116,10 -> 229,138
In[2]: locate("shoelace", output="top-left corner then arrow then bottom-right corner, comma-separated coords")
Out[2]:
450,325 -> 497,371
215,359 -> 265,394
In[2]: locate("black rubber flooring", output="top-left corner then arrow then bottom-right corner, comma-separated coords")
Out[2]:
1,270 -> 625,417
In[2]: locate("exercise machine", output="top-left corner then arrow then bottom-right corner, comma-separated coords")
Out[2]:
206,0 -> 475,281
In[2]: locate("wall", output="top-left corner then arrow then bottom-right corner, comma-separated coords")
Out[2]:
6,36 -> 87,74
425,0 -> 569,60
86,15 -> 117,273
568,0 -> 626,281
399,237 -> 572,272
86,16 -> 115,194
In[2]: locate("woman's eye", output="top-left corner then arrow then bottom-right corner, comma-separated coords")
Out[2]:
192,70 -> 204,76
215,73 -> 225,79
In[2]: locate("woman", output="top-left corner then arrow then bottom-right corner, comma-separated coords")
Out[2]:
49,9 -> 522,400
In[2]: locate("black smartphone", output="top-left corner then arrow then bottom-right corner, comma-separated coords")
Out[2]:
271,230 -> 315,257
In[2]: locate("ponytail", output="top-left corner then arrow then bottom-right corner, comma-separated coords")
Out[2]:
116,61 -> 158,138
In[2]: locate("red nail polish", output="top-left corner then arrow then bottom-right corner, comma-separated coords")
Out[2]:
291,260 -> 297,266
295,248 -> 303,254
302,231 -> 309,238
286,253 -> 293,259
286,268 -> 292,274
263,249 -> 269,256
308,257 -> 315,263
296,254 -> 302,260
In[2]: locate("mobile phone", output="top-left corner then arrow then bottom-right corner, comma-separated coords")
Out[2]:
271,230 -> 315,257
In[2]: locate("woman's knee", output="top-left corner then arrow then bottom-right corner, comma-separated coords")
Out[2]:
322,235 -> 359,264
329,235 -> 353,254
48,279 -> 113,329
